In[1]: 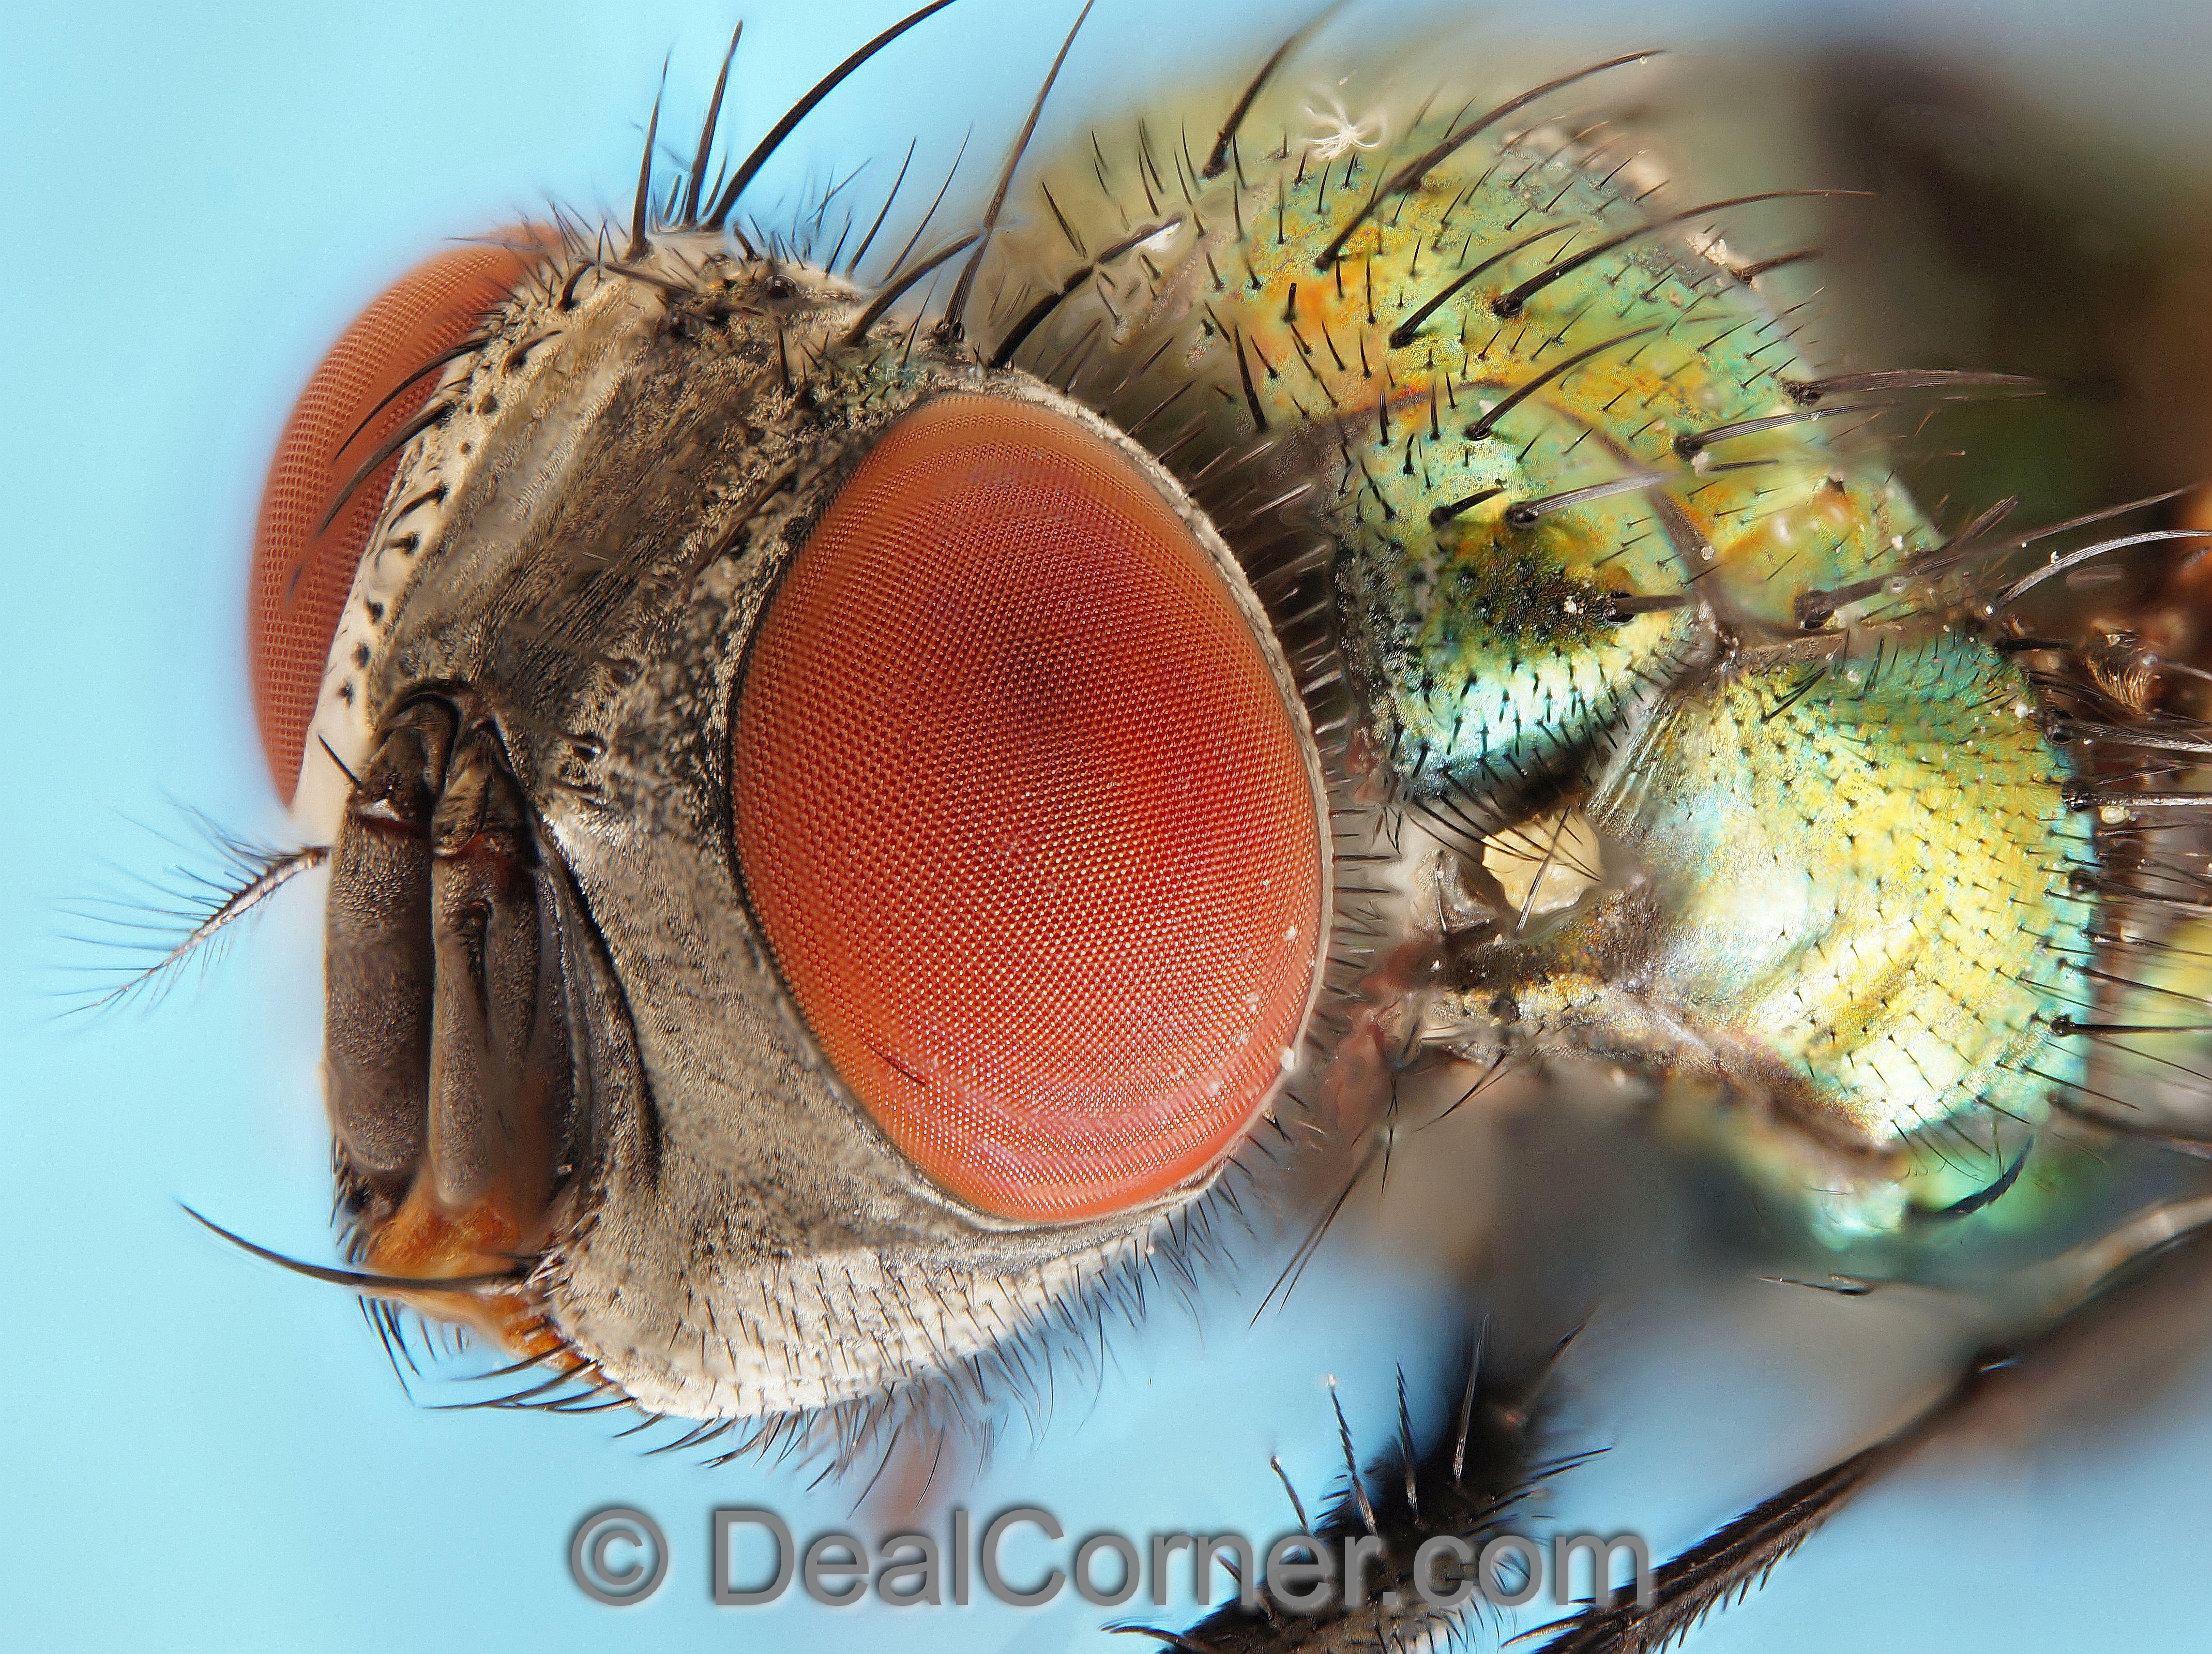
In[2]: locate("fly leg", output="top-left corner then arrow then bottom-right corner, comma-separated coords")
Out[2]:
1531,1190 -> 2212,1654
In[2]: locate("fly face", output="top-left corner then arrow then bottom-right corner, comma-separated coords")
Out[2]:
245,226 -> 1339,1430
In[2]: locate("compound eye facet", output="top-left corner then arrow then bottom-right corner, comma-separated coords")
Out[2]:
732,393 -> 1325,1223
248,241 -> 535,802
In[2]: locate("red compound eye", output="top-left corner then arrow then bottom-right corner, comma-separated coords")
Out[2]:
732,394 -> 1324,1222
248,239 -> 536,802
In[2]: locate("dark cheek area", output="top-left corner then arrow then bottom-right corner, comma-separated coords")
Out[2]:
324,706 -> 449,1187
325,701 -> 572,1244
425,730 -> 552,1221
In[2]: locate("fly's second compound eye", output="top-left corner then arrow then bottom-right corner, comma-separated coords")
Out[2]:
732,393 -> 1326,1222
247,242 -> 536,802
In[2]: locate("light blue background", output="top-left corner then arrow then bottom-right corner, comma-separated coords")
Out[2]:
7,2 -> 2212,1649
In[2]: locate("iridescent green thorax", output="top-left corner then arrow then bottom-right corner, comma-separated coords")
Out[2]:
1210,124 -> 1943,809
1409,629 -> 2093,1223
1610,633 -> 2088,1199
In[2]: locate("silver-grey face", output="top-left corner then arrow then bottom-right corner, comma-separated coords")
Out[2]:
306,230 -> 1336,1437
